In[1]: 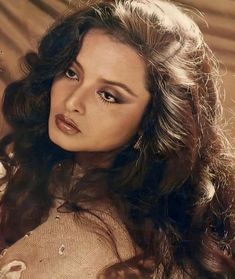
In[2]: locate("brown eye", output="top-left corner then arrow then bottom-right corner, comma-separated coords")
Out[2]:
65,68 -> 79,80
98,91 -> 117,104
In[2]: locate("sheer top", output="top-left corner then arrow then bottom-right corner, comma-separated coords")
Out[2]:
0,160 -> 141,279
0,197 -> 141,279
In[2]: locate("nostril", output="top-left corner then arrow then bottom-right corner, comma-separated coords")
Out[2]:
64,94 -> 85,114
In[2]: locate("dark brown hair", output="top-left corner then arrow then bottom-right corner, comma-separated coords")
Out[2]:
0,0 -> 234,278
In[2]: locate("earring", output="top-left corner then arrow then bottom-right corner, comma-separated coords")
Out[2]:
133,134 -> 143,150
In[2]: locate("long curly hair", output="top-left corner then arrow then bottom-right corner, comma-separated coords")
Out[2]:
0,0 -> 234,278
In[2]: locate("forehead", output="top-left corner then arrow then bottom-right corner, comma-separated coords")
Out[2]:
75,28 -> 148,91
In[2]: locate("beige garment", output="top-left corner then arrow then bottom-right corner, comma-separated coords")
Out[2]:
0,199 -> 140,279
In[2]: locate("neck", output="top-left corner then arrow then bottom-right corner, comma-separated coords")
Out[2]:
75,149 -> 120,169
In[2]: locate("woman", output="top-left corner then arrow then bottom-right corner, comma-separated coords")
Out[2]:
0,0 -> 234,278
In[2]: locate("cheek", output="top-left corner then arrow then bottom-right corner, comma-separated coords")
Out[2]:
98,106 -> 146,139
120,103 -> 147,126
50,86 -> 64,112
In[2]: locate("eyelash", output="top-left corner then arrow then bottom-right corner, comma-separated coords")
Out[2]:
64,68 -> 78,80
64,68 -> 119,105
97,91 -> 118,105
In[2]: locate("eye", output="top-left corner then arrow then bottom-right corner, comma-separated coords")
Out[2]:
98,91 -> 118,104
64,68 -> 79,80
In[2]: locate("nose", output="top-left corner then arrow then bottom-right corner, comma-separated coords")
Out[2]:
64,87 -> 86,114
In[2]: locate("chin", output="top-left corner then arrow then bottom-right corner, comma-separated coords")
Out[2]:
50,138 -> 76,152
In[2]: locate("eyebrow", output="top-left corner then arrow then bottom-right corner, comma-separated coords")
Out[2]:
74,60 -> 138,98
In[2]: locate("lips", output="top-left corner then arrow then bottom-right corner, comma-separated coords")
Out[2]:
55,114 -> 81,135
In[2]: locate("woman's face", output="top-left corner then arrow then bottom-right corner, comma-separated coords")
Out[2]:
48,28 -> 150,153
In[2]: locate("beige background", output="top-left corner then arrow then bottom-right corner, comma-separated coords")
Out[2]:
0,0 -> 234,141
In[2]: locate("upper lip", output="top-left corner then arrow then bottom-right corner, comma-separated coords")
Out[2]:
56,114 -> 81,132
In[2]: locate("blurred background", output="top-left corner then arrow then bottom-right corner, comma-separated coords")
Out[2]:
0,0 -> 234,141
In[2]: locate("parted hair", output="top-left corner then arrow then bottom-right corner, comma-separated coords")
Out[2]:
0,0 -> 234,278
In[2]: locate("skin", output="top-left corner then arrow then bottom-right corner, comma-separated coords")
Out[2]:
48,28 -> 150,168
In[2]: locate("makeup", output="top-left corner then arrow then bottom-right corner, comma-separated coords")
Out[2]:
55,114 -> 81,135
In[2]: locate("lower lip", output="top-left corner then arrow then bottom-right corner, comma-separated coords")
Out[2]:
55,116 -> 81,135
